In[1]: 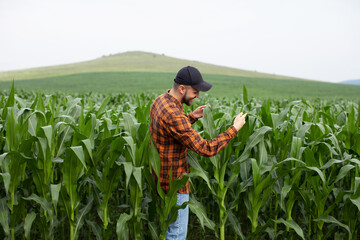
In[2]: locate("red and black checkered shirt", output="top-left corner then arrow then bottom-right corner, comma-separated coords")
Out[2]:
150,90 -> 238,194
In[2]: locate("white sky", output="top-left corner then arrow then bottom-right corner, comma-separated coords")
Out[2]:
0,0 -> 359,82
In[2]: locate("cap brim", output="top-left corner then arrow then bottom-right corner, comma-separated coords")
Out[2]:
193,81 -> 213,92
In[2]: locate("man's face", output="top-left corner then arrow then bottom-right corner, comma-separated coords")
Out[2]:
182,86 -> 200,106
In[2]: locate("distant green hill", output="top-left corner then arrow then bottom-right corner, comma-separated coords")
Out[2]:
1,71 -> 359,100
0,51 -> 303,82
341,79 -> 360,85
1,51 -> 359,100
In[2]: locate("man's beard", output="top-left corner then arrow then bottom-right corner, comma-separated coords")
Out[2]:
182,89 -> 194,106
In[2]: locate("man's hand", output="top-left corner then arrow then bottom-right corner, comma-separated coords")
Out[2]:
233,112 -> 247,131
192,105 -> 210,119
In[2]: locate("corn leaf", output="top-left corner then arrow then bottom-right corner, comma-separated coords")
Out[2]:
24,212 -> 36,240
0,198 -> 9,237
320,159 -> 343,170
85,220 -> 102,240
273,218 -> 305,240
133,166 -> 143,191
70,146 -> 87,171
305,166 -> 326,183
314,215 -> 350,233
334,164 -> 355,184
354,177 -> 360,193
349,195 -> 360,212
232,126 -> 272,165
63,147 -> 84,211
100,165 -> 122,210
203,107 -> 216,139
23,193 -> 54,225
123,112 -> 137,141
148,221 -> 159,240
280,180 -> 292,212
50,183 -> 61,215
116,212 -> 133,240
122,162 -> 133,189
243,85 -> 248,104
187,151 -> 214,194
96,95 -> 111,118
123,136 -> 135,164
228,210 -> 245,240
4,81 -> 15,110
0,173 -> 10,196
252,159 -> 260,187
81,139 -> 93,163
188,195 -> 216,231
149,139 -> 161,179
74,195 -> 93,239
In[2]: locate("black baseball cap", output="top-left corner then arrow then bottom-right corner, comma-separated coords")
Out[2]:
174,66 -> 212,92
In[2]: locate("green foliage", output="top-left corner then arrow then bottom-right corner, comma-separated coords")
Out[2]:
0,87 -> 359,240
1,72 -> 360,100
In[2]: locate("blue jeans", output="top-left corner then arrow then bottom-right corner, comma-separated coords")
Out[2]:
166,193 -> 189,240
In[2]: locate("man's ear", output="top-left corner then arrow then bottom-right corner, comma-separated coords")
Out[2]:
178,85 -> 186,95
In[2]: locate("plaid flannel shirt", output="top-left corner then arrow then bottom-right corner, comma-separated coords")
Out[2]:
150,90 -> 238,194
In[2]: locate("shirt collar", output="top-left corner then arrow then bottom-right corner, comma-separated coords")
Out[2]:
166,89 -> 184,110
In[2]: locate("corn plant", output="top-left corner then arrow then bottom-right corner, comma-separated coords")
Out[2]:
0,85 -> 359,239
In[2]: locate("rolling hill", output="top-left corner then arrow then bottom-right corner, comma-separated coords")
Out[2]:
0,51 -> 302,82
1,51 -> 359,100
340,79 -> 360,85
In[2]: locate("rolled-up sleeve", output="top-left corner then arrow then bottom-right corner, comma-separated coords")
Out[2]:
186,112 -> 198,124
167,113 -> 238,157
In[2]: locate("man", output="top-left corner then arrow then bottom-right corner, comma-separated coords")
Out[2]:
150,66 -> 247,240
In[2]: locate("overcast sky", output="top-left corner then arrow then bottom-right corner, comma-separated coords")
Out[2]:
1,0 -> 359,82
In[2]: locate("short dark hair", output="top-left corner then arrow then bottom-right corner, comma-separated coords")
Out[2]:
173,82 -> 181,90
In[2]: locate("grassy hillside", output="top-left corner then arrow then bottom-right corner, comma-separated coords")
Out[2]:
1,72 -> 359,100
1,51 -> 359,100
0,51 -> 303,82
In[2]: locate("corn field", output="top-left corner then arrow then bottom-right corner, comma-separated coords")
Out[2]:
0,84 -> 359,240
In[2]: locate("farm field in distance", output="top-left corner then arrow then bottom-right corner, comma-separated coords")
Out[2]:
1,51 -> 359,100
0,71 -> 360,100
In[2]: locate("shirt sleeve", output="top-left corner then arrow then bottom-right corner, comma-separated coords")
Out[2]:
166,112 -> 238,157
186,112 -> 198,124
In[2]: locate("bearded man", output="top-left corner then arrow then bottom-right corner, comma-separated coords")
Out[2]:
150,66 -> 247,240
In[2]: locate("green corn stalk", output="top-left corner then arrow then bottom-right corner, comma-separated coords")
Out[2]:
187,105 -> 272,239
62,146 -> 87,240
2,107 -> 29,239
92,131 -> 119,229
55,97 -> 82,159
233,126 -> 273,234
0,197 -> 10,239
201,107 -> 231,240
245,158 -> 273,235
95,136 -> 124,231
117,111 -> 152,239
23,194 -> 55,240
